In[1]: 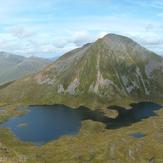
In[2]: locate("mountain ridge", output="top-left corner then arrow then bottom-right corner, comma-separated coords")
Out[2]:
0,52 -> 51,85
0,34 -> 162,108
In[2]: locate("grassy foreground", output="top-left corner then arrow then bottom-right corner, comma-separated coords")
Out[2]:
0,104 -> 163,163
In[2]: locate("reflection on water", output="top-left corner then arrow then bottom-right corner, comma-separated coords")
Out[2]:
1,102 -> 162,145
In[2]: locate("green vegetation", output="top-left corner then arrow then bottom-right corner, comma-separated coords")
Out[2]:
0,104 -> 163,162
0,34 -> 162,109
0,34 -> 162,162
0,105 -> 25,124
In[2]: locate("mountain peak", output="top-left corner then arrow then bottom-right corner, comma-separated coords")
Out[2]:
0,34 -> 162,107
103,33 -> 123,38
94,33 -> 143,56
101,33 -> 136,44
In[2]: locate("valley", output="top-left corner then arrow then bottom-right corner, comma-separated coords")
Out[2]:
0,0 -> 163,162
0,34 -> 162,163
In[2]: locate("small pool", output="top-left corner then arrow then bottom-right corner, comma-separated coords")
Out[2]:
129,132 -> 145,138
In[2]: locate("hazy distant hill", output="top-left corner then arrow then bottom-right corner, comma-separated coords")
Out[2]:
0,34 -> 163,107
0,52 -> 51,85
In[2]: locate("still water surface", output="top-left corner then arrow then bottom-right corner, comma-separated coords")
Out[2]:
1,102 -> 161,145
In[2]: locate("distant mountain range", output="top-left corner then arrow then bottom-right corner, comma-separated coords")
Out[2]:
0,34 -> 162,108
0,52 -> 51,85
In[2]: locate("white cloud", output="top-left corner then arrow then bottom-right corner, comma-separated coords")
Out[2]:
0,3 -> 162,58
97,32 -> 108,38
72,31 -> 95,46
9,26 -> 36,39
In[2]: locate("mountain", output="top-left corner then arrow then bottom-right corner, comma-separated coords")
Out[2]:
0,34 -> 163,108
0,52 -> 51,85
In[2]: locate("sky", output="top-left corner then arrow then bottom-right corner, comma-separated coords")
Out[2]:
0,0 -> 163,58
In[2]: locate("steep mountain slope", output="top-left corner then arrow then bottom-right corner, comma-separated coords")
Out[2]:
0,52 -> 51,85
0,34 -> 163,108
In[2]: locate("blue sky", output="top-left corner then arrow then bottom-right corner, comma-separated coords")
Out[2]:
0,0 -> 163,58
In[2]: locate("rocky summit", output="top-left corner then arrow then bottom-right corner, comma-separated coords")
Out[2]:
0,34 -> 163,108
